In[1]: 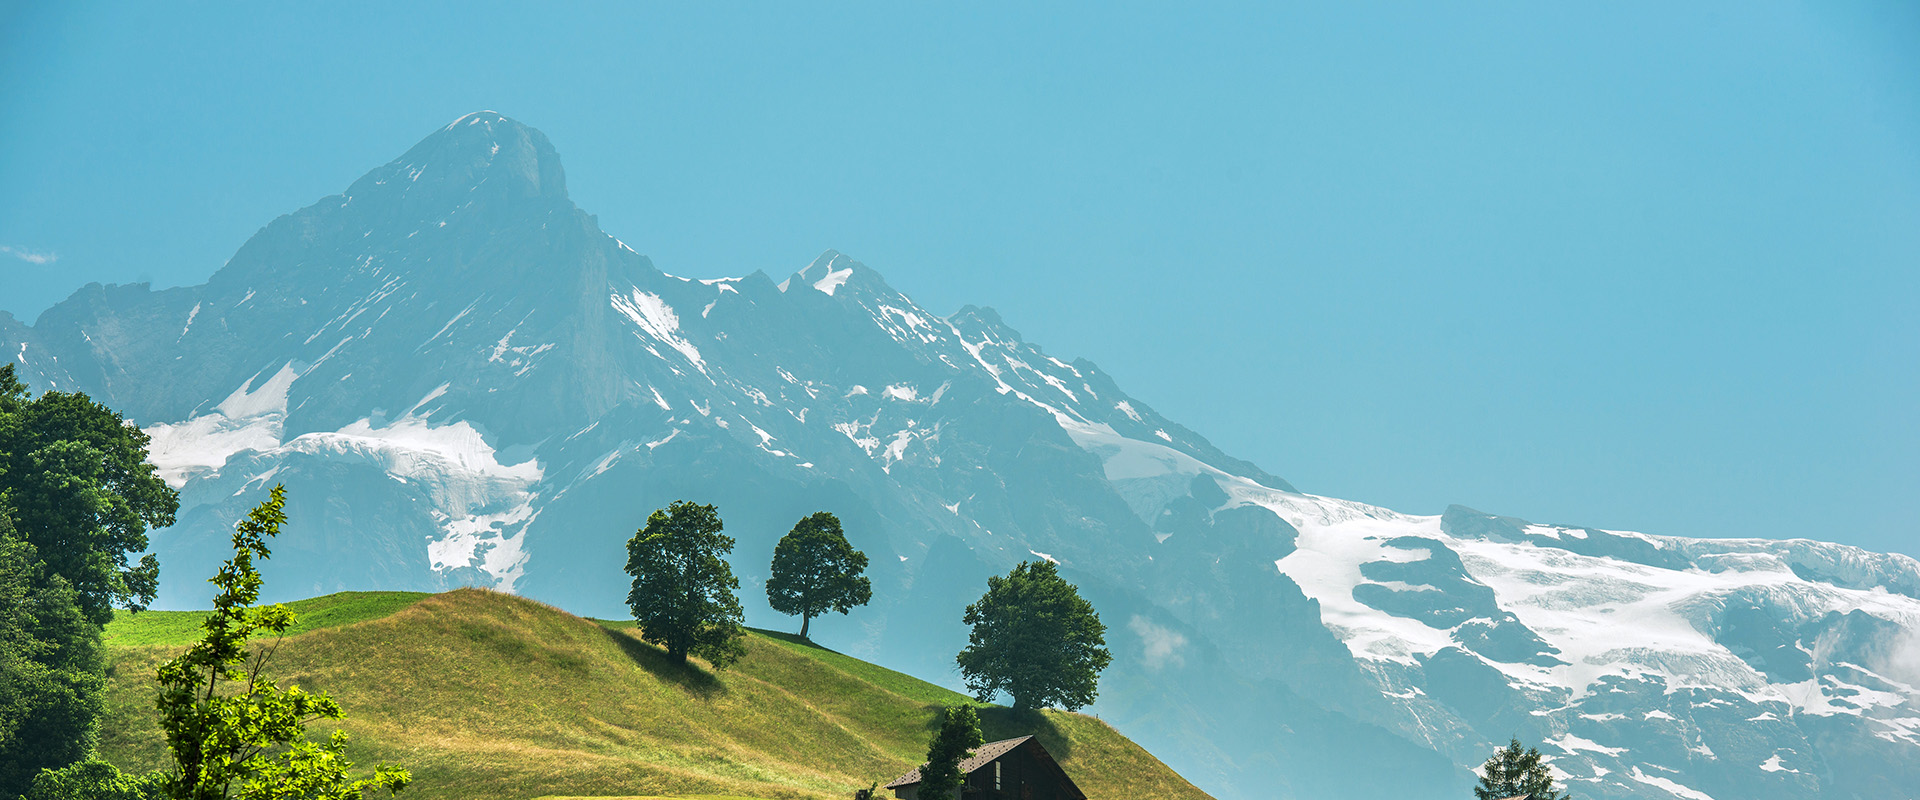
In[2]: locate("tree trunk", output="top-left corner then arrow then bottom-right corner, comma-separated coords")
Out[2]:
800,612 -> 812,639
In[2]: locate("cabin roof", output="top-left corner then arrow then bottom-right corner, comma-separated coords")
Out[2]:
885,736 -> 1034,789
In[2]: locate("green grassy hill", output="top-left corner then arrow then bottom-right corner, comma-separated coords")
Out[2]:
98,589 -> 1212,800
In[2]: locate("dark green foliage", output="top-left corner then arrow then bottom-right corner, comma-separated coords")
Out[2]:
766,512 -> 871,639
0,366 -> 173,795
1473,737 -> 1571,800
918,705 -> 984,800
152,485 -> 409,800
0,516 -> 106,798
0,364 -> 178,625
624,501 -> 747,668
956,561 -> 1111,712
23,760 -> 163,800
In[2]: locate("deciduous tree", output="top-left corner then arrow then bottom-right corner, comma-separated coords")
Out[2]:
153,485 -> 409,800
625,500 -> 747,668
23,759 -> 163,800
0,366 -> 175,793
766,512 -> 871,639
917,705 -> 983,800
956,560 -> 1111,712
0,364 -> 178,625
0,513 -> 104,798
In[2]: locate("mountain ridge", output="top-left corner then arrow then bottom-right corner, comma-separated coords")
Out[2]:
7,111 -> 1918,800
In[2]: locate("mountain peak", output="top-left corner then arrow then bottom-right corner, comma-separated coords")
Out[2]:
779,250 -> 899,299
344,110 -> 567,205
444,109 -> 513,129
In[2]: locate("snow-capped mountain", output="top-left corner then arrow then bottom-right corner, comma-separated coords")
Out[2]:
6,112 -> 1917,800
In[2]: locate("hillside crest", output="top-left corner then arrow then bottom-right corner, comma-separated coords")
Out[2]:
101,588 -> 1212,800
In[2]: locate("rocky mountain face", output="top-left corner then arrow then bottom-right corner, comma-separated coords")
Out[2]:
7,112 -> 1918,800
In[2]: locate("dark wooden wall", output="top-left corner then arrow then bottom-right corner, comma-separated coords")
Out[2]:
960,745 -> 1078,800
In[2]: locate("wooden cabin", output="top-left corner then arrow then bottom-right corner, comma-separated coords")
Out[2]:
884,736 -> 1086,800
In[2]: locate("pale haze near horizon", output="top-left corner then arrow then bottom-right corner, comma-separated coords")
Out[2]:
1,2 -> 1915,556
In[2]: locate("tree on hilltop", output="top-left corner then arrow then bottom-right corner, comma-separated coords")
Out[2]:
1473,737 -> 1571,800
766,511 -> 871,640
956,560 -> 1111,712
625,500 -> 747,668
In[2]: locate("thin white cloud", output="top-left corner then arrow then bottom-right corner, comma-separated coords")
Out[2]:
1130,615 -> 1188,671
1872,627 -> 1920,688
1,245 -> 57,265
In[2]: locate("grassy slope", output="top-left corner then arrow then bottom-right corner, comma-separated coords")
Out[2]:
103,591 -> 432,646
100,589 -> 1212,800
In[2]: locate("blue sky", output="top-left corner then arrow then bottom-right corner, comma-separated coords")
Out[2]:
3,1 -> 1916,555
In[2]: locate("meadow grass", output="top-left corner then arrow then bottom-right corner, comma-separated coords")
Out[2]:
102,591 -> 431,646
536,796 -> 772,800
101,589 -> 1211,800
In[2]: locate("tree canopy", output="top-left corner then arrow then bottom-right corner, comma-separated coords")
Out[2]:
624,500 -> 747,668
153,485 -> 410,800
917,704 -> 984,800
0,364 -> 171,795
23,758 -> 164,800
766,511 -> 871,639
0,512 -> 105,797
0,364 -> 178,625
956,560 -> 1111,712
1473,737 -> 1571,800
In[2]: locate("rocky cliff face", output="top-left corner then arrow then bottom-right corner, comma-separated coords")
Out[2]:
8,112 -> 1917,800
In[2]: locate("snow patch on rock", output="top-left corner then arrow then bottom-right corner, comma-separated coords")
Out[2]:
813,263 -> 853,295
611,288 -> 708,374
146,364 -> 301,487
